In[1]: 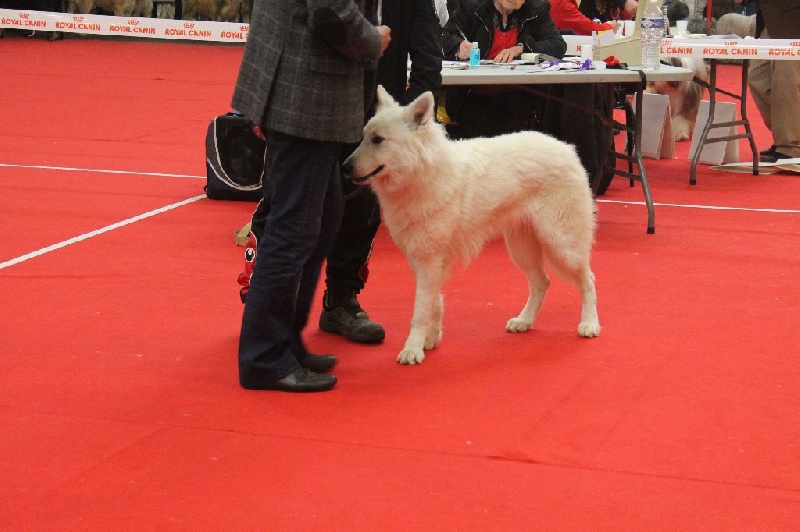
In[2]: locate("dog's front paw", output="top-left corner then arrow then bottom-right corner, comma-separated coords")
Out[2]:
397,349 -> 426,365
506,317 -> 533,333
578,322 -> 601,337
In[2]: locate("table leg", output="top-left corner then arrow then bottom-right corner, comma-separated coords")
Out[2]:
632,79 -> 656,234
601,74 -> 655,233
740,59 -> 760,177
689,59 -> 759,185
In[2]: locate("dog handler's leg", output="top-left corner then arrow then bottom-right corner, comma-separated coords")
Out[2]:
398,257 -> 447,365
504,229 -> 549,333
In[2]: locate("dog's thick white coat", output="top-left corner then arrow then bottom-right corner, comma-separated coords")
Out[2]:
345,87 -> 600,364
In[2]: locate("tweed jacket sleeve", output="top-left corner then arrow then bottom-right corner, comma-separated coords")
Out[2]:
308,0 -> 382,67
231,0 -> 384,143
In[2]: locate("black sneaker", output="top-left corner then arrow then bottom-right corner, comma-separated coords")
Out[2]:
319,293 -> 385,344
759,144 -> 777,157
761,151 -> 791,164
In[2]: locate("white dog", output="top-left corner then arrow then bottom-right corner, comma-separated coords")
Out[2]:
344,87 -> 601,365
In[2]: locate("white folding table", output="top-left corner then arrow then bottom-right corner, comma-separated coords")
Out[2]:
565,35 -> 800,184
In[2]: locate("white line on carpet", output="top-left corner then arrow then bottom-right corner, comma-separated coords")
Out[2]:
0,162 -> 205,180
596,199 -> 800,214
0,195 -> 206,271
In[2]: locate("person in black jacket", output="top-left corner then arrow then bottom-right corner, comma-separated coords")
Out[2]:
318,0 -> 443,343
242,0 -> 443,345
441,0 -> 567,138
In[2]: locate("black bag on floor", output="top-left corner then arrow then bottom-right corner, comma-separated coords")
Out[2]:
205,113 -> 266,201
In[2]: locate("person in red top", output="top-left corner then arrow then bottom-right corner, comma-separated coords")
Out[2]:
549,0 -> 619,35
579,0 -> 638,23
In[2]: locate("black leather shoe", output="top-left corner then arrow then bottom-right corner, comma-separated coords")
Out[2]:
262,368 -> 337,392
299,353 -> 338,373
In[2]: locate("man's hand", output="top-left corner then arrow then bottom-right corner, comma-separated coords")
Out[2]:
493,45 -> 522,63
624,0 -> 639,16
457,40 -> 472,60
378,25 -> 391,54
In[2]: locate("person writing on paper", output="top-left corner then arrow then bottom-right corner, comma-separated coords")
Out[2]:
444,0 -> 566,63
440,0 -> 566,138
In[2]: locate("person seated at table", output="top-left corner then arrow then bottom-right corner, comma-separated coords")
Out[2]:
579,0 -> 639,23
440,0 -> 567,138
550,0 -> 619,35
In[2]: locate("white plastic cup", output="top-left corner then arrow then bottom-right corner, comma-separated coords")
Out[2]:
624,20 -> 635,36
676,20 -> 689,36
580,44 -> 593,61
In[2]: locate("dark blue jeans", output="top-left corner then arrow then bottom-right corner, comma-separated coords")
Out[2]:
238,130 -> 344,388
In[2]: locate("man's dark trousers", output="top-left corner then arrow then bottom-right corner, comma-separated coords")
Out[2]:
238,130 -> 344,388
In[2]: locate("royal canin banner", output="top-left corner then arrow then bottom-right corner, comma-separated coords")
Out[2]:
563,34 -> 800,61
0,9 -> 249,43
660,37 -> 800,59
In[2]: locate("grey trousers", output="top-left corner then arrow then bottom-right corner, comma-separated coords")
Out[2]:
747,10 -> 800,157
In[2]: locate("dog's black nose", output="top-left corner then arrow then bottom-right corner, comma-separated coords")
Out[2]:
341,159 -> 353,177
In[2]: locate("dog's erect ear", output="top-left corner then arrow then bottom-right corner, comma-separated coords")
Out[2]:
376,85 -> 398,111
405,91 -> 435,129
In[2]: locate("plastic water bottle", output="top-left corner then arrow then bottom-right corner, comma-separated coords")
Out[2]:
641,0 -> 665,70
469,42 -> 480,67
662,0 -> 671,34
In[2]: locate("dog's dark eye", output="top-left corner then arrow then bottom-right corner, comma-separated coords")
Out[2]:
371,135 -> 384,146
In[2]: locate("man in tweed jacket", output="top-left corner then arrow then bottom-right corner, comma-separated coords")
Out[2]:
234,0 -> 390,392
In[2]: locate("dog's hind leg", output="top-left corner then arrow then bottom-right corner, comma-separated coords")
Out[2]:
398,256 -> 448,365
504,228 -> 550,333
536,218 -> 601,337
574,268 -> 601,337
552,259 -> 601,338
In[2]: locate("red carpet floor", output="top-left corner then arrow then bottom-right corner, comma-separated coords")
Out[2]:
1,34 -> 799,530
